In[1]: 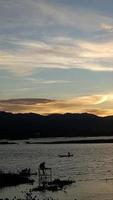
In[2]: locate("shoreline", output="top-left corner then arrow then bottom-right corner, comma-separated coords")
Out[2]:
25,138 -> 113,144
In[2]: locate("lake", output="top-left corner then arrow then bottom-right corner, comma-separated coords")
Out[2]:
0,138 -> 113,200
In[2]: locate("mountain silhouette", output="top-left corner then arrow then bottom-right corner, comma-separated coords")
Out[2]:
0,111 -> 113,139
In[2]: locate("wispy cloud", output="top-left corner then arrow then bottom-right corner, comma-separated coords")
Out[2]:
101,23 -> 113,32
0,38 -> 113,75
0,0 -> 113,75
0,94 -> 113,116
0,0 -> 111,30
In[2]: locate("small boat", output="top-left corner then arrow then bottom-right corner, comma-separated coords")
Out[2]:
58,154 -> 73,158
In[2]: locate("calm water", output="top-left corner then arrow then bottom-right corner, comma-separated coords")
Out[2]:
0,138 -> 113,200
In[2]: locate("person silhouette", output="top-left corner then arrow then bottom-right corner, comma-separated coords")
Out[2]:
39,162 -> 46,175
68,152 -> 71,157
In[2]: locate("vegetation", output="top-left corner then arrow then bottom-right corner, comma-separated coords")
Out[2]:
0,169 -> 34,188
0,190 -> 61,200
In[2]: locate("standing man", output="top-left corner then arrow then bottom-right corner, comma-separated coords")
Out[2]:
39,162 -> 46,175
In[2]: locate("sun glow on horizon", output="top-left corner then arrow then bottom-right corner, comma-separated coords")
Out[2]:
0,93 -> 113,117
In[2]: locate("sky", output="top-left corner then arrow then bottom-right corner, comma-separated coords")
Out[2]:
0,0 -> 113,116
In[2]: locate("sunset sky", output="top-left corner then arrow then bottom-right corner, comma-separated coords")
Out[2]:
0,0 -> 113,116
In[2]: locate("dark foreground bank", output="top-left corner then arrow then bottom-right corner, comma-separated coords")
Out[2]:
0,170 -> 34,188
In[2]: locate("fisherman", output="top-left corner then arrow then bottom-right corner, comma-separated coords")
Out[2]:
68,152 -> 71,157
39,162 -> 46,175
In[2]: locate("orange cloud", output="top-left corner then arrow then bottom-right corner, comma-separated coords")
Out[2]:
0,94 -> 113,116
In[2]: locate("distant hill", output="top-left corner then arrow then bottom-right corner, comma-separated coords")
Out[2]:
0,111 -> 113,139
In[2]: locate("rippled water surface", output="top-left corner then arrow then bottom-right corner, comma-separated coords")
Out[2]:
0,138 -> 113,200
